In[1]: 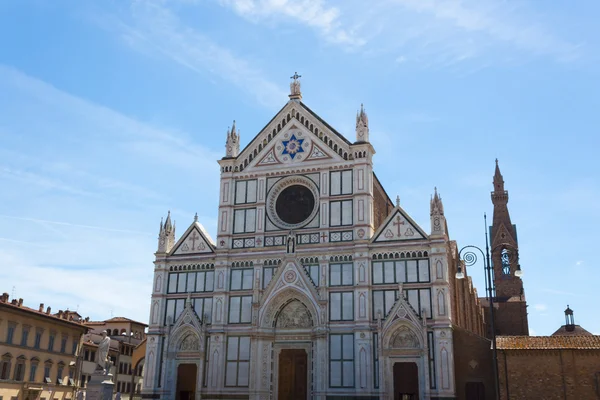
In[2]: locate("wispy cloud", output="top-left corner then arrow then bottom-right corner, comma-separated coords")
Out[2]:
533,304 -> 547,312
98,0 -> 287,109
218,0 -> 365,48
216,0 -> 581,67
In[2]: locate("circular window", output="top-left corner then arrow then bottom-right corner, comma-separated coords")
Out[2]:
275,185 -> 315,225
266,176 -> 319,230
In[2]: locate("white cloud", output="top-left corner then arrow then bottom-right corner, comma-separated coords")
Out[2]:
533,304 -> 547,312
218,0 -> 366,48
529,328 -> 537,336
99,1 -> 287,109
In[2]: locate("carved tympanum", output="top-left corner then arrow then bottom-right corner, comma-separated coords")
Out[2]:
179,334 -> 199,351
390,326 -> 419,349
276,300 -> 313,328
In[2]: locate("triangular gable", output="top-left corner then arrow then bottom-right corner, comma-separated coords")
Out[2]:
492,223 -> 517,247
381,288 -> 424,335
260,257 -> 320,311
172,294 -> 205,332
170,221 -> 215,256
235,101 -> 352,172
372,207 -> 428,243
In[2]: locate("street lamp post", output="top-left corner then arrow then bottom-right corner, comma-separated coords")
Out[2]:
455,214 -> 522,400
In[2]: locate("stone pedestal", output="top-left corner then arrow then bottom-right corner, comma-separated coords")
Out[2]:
86,372 -> 114,400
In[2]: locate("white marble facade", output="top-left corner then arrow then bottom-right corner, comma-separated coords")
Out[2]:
143,80 -> 457,400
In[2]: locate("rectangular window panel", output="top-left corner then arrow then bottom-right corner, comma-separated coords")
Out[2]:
342,292 -> 354,320
329,334 -> 354,388
186,273 -> 196,292
229,296 -> 252,324
373,262 -> 383,284
330,264 -> 341,286
419,259 -> 430,282
373,290 -> 398,319
329,293 -> 341,321
330,171 -> 342,196
306,265 -> 319,286
263,267 -> 275,289
226,337 -> 251,387
195,272 -> 206,292
341,200 -> 353,225
407,290 -> 419,313
205,271 -> 214,291
341,170 -> 353,195
177,273 -> 187,293
342,263 -> 353,286
406,260 -> 418,283
240,297 -> 252,323
168,274 -> 178,293
233,210 -> 245,233
236,181 -> 246,204
330,263 -> 353,286
246,180 -> 257,203
165,299 -> 176,323
384,261 -> 395,283
228,297 -> 241,323
330,202 -> 341,226
395,261 -> 406,283
245,209 -> 256,232
373,291 -> 384,319
231,269 -> 253,291
420,289 -> 432,318
175,299 -> 185,320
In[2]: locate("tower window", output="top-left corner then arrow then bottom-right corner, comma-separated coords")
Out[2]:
501,249 -> 511,275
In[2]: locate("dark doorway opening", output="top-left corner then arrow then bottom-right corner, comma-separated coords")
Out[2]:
466,382 -> 485,400
176,363 -> 197,400
393,362 -> 419,400
278,349 -> 307,400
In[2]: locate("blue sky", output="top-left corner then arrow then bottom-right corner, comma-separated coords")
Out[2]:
0,0 -> 598,335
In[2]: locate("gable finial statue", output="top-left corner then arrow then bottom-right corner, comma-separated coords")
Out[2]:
356,103 -> 369,142
286,230 -> 296,254
225,120 -> 240,158
289,72 -> 302,100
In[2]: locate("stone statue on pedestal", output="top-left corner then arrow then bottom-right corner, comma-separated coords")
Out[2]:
95,331 -> 111,374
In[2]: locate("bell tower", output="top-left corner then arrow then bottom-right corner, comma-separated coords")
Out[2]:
489,160 -> 529,336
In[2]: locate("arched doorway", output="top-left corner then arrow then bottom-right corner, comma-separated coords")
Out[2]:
393,362 -> 419,400
278,349 -> 307,400
176,363 -> 196,400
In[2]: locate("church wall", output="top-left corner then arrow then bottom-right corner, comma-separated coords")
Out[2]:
452,326 -> 494,400
142,96 -> 495,400
498,348 -> 600,400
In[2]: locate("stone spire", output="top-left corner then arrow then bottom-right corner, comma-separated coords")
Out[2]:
493,158 -> 506,196
225,120 -> 240,158
355,103 -> 369,143
289,72 -> 302,100
430,187 -> 447,237
157,211 -> 176,254
430,187 -> 444,216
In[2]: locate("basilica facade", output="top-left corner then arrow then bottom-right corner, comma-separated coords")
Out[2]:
142,77 -> 488,400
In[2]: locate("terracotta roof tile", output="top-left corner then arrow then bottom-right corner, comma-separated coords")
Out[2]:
551,325 -> 593,336
497,335 -> 600,350
0,300 -> 87,329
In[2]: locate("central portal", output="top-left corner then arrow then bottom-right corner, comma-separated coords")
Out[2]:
278,349 -> 307,400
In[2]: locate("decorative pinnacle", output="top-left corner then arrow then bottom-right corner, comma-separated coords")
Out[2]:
289,72 -> 302,99
396,195 -> 400,207
194,213 -> 198,222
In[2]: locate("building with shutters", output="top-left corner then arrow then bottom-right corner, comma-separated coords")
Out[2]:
142,75 -> 493,400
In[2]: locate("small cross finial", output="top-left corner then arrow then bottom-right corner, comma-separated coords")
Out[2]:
291,72 -> 301,81
194,213 -> 198,222
396,195 -> 400,207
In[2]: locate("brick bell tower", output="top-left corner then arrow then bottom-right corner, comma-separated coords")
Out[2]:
489,159 -> 529,336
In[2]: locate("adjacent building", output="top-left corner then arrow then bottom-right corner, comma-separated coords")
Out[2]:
0,293 -> 87,400
497,307 -> 600,400
142,76 -> 495,400
82,317 -> 147,399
